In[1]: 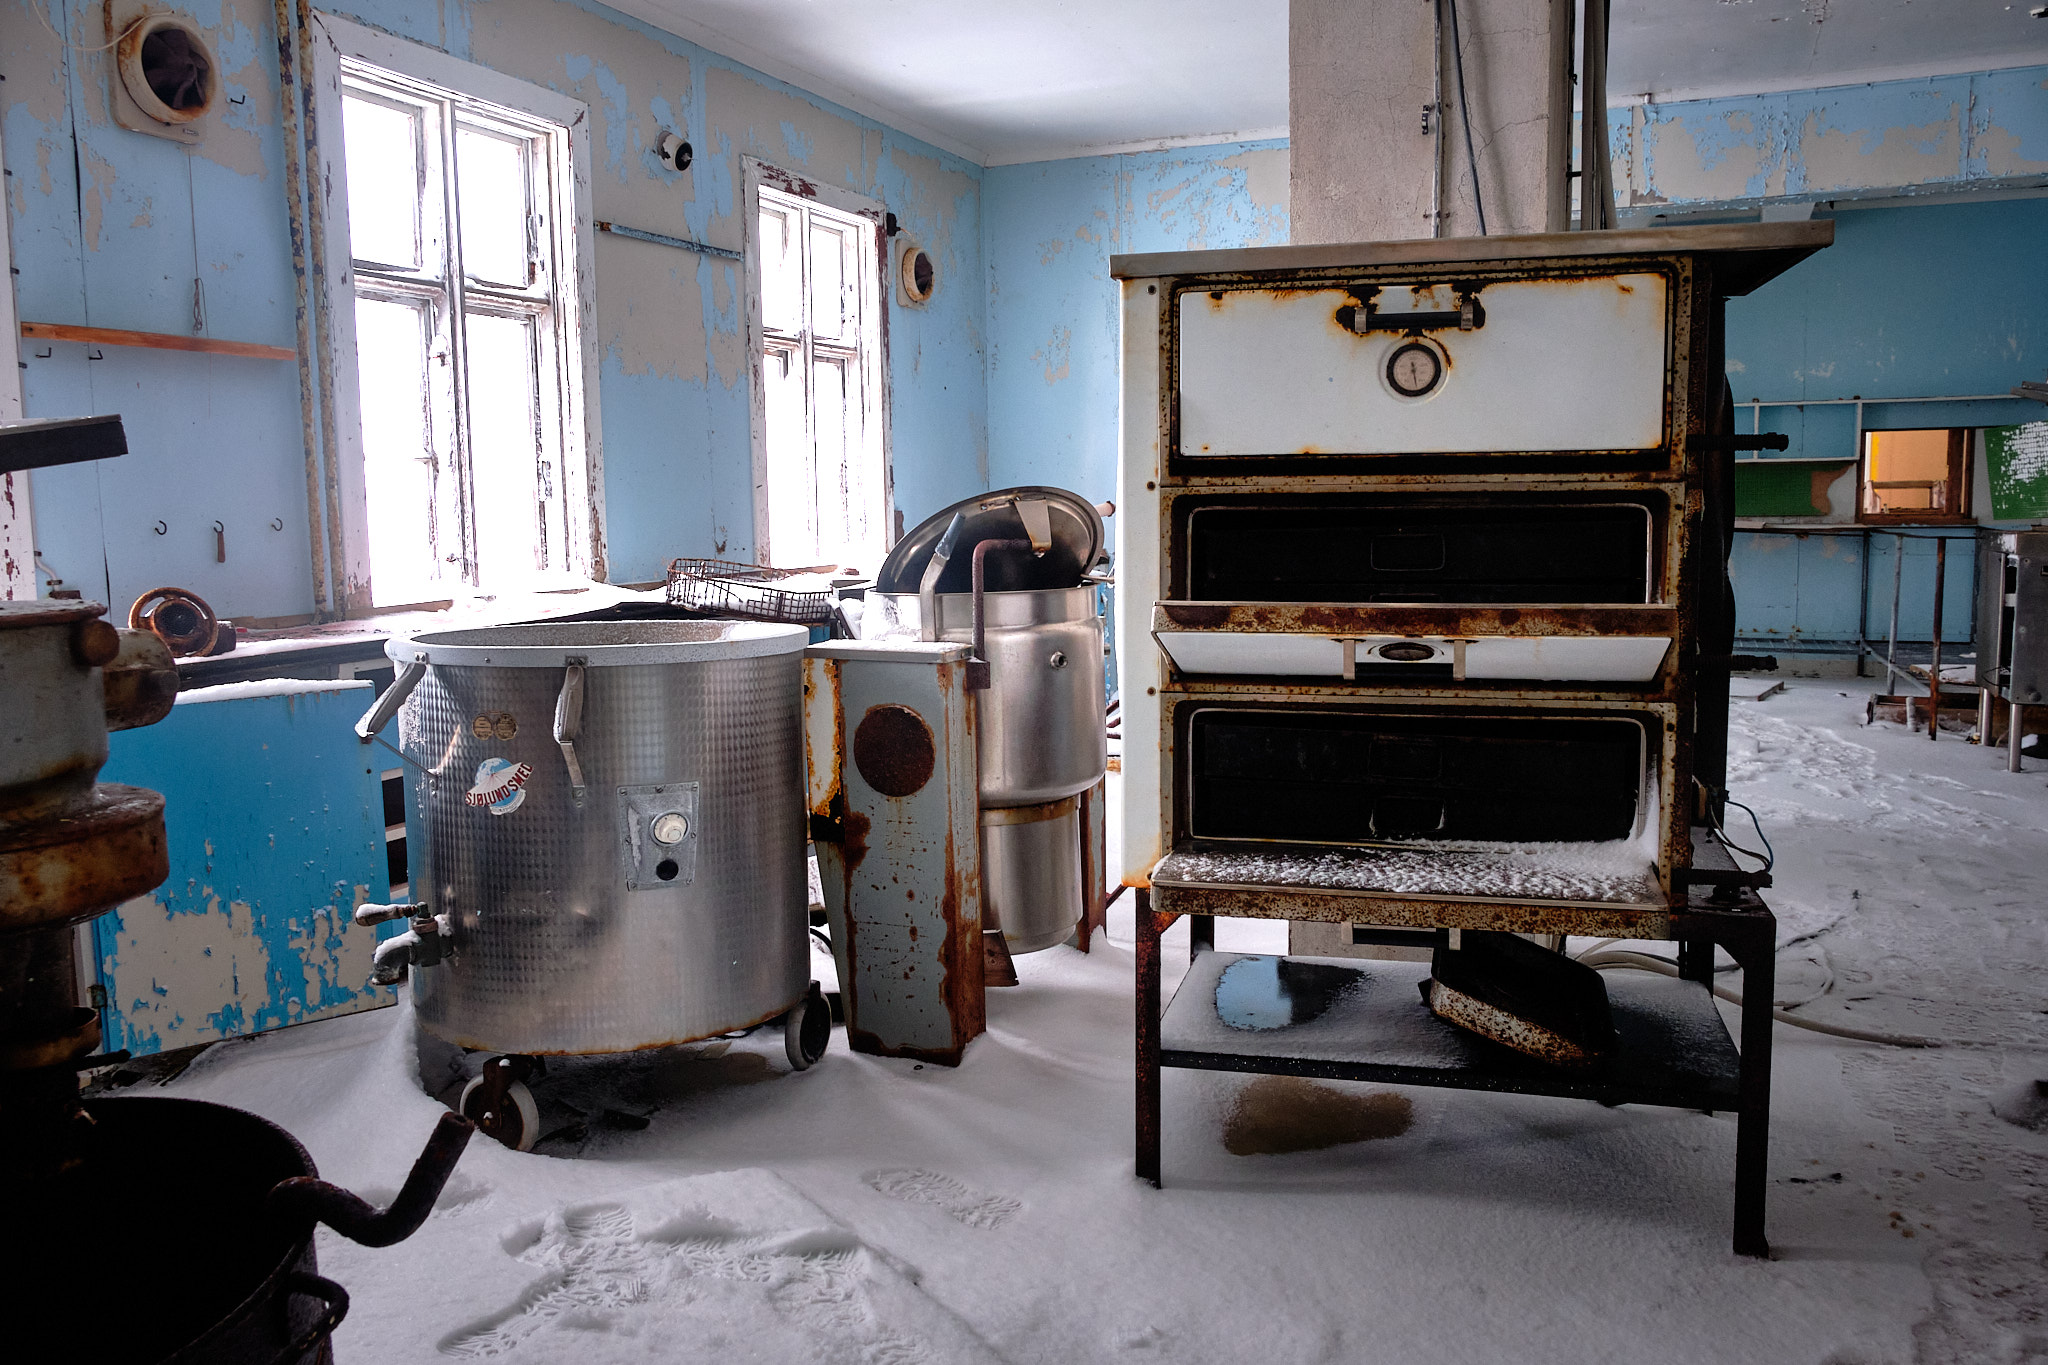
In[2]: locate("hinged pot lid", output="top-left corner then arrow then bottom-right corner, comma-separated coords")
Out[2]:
875,486 -> 1104,595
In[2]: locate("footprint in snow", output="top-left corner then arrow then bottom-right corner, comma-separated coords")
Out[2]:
862,1168 -> 1022,1230
439,1199 -> 930,1362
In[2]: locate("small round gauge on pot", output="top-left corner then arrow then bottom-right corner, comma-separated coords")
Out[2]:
1385,340 -> 1444,398
650,811 -> 691,845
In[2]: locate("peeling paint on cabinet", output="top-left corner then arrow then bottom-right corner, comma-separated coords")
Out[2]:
91,680 -> 394,1055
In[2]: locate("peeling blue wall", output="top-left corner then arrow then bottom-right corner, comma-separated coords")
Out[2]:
1724,196 -> 2048,645
983,140 -> 1289,504
4,0 -> 986,612
1612,65 -> 2048,212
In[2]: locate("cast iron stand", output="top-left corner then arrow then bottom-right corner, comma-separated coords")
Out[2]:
1134,838 -> 1777,1259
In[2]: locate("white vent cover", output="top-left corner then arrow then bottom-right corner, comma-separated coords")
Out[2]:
108,2 -> 218,145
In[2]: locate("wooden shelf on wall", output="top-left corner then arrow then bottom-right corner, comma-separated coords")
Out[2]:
19,321 -> 297,362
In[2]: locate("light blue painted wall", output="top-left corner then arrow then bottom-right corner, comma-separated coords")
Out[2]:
1724,196 -> 2048,644
5,0 -> 986,613
1612,65 -> 2048,212
983,139 -> 1288,504
95,682 -> 395,1056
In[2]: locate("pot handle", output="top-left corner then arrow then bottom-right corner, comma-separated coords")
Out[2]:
554,659 -> 588,804
268,1111 -> 476,1248
355,654 -> 426,742
917,512 -> 965,643
267,1272 -> 349,1365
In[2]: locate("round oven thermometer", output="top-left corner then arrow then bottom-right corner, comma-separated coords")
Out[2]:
1386,341 -> 1444,398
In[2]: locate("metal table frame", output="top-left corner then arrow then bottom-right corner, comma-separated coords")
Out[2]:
1132,852 -> 1778,1258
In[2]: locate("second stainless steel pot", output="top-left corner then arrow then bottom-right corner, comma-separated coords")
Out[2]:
882,585 -> 1104,808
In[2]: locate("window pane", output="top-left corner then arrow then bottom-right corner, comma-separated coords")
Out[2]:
808,220 -> 849,342
343,93 -> 421,269
1866,429 -> 1954,516
812,355 -> 857,566
759,204 -> 802,335
456,125 -> 531,286
463,312 -> 545,587
354,296 -> 441,603
763,344 -> 813,562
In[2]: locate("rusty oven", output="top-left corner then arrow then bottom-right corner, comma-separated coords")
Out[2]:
1117,225 -> 1836,914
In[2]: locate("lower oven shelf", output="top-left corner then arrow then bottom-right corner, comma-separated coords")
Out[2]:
1150,843 -> 1669,938
1160,950 -> 1742,1111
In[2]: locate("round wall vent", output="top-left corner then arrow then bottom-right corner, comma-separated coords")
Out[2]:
896,238 -> 936,305
117,14 -> 218,126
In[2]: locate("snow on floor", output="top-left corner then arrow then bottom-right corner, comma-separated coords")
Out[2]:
149,681 -> 2048,1364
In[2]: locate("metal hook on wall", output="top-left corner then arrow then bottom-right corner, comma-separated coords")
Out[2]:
86,348 -> 104,361
153,521 -> 167,535
212,520 -> 226,563
270,517 -> 284,531
33,347 -> 51,359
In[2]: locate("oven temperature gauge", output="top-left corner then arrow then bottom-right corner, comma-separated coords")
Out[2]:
1385,340 -> 1445,398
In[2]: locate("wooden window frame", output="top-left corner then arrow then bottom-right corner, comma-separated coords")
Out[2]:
741,157 -> 891,570
309,14 -> 604,614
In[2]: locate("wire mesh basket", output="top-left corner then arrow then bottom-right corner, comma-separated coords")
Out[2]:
665,558 -> 838,625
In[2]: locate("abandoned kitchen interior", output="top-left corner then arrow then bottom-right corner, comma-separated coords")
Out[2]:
3,0 -> 2047,1360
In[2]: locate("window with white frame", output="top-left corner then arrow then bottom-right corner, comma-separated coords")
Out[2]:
337,60 -> 585,606
754,183 -> 887,571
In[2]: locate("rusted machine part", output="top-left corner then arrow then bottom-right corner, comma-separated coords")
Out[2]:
982,929 -> 1019,988
0,784 -> 169,933
0,1005 -> 99,1071
269,1111 -> 476,1247
129,585 -> 222,657
103,627 -> 180,731
0,599 -> 119,822
967,538 -> 1035,691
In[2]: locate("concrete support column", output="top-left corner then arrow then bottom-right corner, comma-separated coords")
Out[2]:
1290,0 -> 1575,244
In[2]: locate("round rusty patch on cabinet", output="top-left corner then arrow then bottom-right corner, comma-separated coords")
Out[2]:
852,704 -> 935,798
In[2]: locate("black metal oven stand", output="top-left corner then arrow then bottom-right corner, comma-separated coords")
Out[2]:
1134,867 -> 1777,1258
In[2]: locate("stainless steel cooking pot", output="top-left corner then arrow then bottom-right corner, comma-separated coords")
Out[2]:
878,584 -> 1107,953
363,619 -> 812,1057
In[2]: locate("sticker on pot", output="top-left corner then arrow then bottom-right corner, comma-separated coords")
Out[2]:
471,712 -> 518,741
465,756 -> 533,814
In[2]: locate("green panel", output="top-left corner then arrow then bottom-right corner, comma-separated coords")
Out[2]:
1985,423 -> 2048,521
1735,459 -> 1852,518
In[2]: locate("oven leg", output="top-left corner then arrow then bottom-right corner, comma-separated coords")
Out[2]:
1677,938 -> 1715,984
1188,914 -> 1214,957
1136,891 -> 1165,1188
1730,924 -> 1776,1258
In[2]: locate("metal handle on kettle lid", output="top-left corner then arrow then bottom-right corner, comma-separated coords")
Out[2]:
355,655 -> 426,742
554,660 -> 588,804
918,512 -> 966,643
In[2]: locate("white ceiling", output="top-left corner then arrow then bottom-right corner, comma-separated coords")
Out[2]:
606,0 -> 2048,166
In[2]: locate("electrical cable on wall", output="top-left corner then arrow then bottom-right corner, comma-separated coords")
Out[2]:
1445,0 -> 1487,236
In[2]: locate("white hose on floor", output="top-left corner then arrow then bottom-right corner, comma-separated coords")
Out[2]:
1576,949 -> 1943,1048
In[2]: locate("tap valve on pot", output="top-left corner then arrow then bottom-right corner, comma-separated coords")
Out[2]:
354,902 -> 428,927
365,909 -> 449,985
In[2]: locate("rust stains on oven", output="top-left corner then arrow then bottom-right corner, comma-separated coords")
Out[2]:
1153,601 -> 1678,638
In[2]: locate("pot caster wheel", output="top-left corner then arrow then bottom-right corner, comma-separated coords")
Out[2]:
784,982 -> 831,1072
460,1062 -> 540,1151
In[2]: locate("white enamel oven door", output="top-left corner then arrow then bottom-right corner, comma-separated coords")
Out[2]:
1175,270 -> 1671,458
1152,630 -> 1672,683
